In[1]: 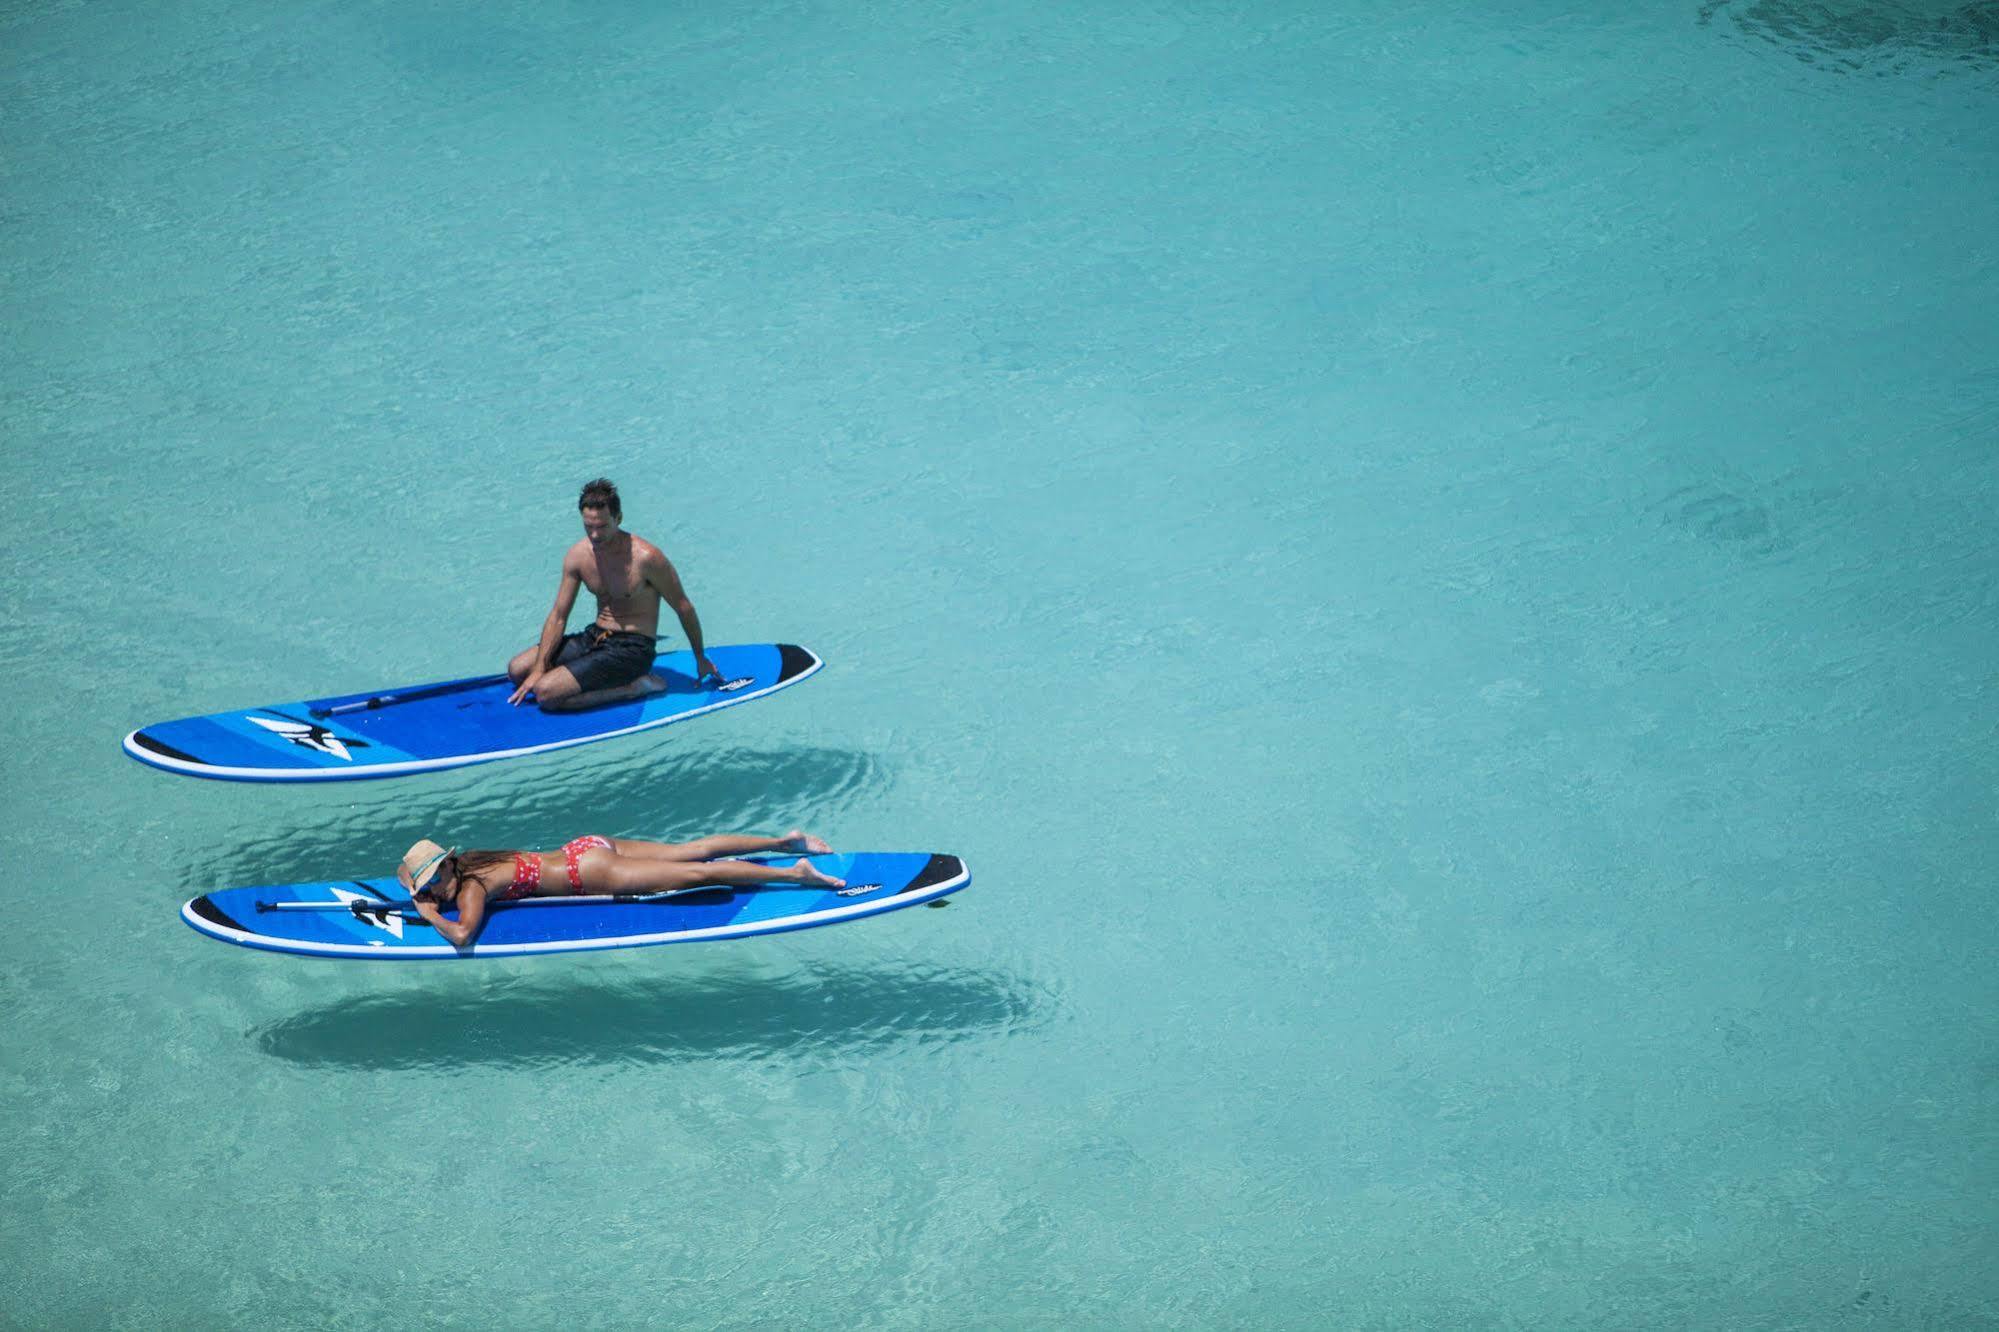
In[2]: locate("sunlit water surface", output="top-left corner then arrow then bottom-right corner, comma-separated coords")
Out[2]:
3,0 -> 1995,1326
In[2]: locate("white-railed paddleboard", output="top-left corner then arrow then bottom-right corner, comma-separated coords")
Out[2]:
125,643 -> 820,782
183,853 -> 969,959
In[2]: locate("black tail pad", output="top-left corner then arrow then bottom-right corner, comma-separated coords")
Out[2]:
776,643 -> 817,683
188,896 -> 244,932
901,854 -> 964,894
132,731 -> 207,765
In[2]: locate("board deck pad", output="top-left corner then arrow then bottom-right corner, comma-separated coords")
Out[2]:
183,852 -> 969,959
125,643 -> 820,782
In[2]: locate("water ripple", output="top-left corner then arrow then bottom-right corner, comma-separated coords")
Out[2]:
1700,0 -> 1999,74
1656,484 -> 1788,557
1649,480 -> 1844,565
251,961 -> 1048,1070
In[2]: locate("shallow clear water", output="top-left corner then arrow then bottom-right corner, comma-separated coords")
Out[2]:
3,0 -> 1996,1326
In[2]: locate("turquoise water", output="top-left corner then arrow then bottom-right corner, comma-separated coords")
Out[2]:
4,0 -> 1996,1324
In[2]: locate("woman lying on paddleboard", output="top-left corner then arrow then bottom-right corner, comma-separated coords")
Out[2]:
396,831 -> 844,947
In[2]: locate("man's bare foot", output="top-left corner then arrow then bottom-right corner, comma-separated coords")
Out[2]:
794,858 -> 845,890
632,673 -> 668,697
784,830 -> 832,855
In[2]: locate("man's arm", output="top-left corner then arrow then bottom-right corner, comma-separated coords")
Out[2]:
508,558 -> 584,706
651,553 -> 717,680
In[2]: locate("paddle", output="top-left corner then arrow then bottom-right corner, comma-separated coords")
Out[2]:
308,636 -> 707,718
310,674 -> 507,719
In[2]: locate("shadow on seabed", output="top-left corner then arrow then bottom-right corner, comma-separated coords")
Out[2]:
253,959 -> 1046,1071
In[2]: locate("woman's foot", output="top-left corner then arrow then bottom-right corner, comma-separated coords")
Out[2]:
784,830 -> 831,855
793,858 -> 845,890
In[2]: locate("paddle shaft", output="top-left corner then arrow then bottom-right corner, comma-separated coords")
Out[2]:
310,635 -> 691,717
311,674 -> 508,718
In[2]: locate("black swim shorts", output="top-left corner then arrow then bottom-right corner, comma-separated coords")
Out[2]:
553,625 -> 658,693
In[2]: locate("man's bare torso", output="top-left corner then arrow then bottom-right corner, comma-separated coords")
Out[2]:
571,532 -> 662,636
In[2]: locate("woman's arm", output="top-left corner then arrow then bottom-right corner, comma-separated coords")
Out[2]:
409,883 -> 488,948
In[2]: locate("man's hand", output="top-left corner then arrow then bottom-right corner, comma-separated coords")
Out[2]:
508,672 -> 541,706
696,655 -> 719,683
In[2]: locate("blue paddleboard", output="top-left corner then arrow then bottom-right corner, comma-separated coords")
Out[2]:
182,852 -> 969,959
125,643 -> 821,782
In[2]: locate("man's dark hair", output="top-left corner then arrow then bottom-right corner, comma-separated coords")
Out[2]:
578,478 -> 622,519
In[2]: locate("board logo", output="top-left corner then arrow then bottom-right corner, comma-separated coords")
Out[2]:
330,888 -> 404,938
835,883 -> 882,897
248,715 -> 370,761
714,676 -> 754,693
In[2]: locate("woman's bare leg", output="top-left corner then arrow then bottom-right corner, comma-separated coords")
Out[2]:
606,831 -> 830,862
593,855 -> 844,895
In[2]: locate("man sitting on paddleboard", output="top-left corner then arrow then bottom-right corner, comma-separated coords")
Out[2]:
399,830 -> 845,948
507,477 -> 720,711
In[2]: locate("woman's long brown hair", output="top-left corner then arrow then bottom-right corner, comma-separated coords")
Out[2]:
427,849 -> 519,900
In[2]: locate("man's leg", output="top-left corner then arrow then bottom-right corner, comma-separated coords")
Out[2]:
528,665 -> 584,709
537,634 -> 662,712
512,628 -> 588,685
537,672 -> 665,712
